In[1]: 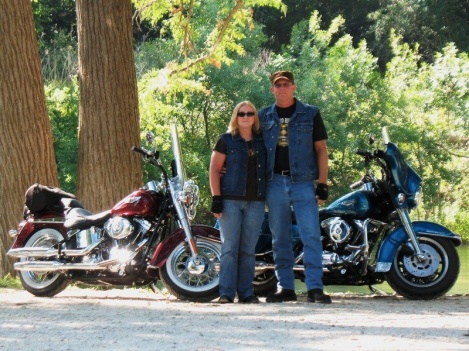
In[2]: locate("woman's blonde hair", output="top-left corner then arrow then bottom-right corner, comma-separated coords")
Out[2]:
227,100 -> 260,135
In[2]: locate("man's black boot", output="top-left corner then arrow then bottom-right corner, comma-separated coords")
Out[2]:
307,289 -> 332,304
266,288 -> 297,302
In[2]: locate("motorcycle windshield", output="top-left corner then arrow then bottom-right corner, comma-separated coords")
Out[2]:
170,124 -> 186,187
384,142 -> 422,195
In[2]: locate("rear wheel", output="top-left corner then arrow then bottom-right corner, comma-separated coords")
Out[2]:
160,238 -> 221,302
385,236 -> 460,300
19,229 -> 69,297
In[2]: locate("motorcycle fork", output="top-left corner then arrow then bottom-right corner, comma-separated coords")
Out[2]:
168,182 -> 199,258
395,208 -> 425,261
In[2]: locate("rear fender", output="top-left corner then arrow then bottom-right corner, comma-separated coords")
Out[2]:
10,215 -> 67,249
375,221 -> 462,272
150,225 -> 220,268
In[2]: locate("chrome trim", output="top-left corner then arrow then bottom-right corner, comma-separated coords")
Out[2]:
7,238 -> 104,258
29,218 -> 65,223
375,262 -> 392,272
396,208 -> 425,261
13,261 -> 108,272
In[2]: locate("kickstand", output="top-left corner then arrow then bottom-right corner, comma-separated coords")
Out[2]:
368,285 -> 390,296
149,281 -> 169,297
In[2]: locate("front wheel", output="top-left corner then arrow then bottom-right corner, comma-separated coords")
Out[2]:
385,236 -> 460,300
160,238 -> 221,302
18,229 -> 69,297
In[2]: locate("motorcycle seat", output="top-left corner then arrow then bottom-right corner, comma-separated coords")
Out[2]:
64,208 -> 112,230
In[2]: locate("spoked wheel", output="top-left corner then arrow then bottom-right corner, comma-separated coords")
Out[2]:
18,229 -> 69,297
385,236 -> 460,300
160,238 -> 221,302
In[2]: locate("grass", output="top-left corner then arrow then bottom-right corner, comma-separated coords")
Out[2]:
0,274 -> 22,289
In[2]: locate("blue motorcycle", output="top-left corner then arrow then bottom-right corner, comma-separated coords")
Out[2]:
253,127 -> 462,299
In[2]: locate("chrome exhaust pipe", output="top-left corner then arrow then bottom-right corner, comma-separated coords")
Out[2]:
13,261 -> 108,272
13,251 -> 139,273
7,247 -> 58,258
7,239 -> 104,259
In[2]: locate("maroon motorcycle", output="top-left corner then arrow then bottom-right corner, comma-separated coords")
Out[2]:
7,125 -> 221,302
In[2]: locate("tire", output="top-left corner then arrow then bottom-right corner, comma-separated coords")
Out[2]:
253,270 -> 278,297
160,238 -> 221,302
385,236 -> 460,300
18,229 -> 69,297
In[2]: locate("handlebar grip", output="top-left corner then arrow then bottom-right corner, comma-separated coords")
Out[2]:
355,149 -> 371,157
132,146 -> 159,160
132,146 -> 148,156
350,180 -> 363,190
374,150 -> 385,158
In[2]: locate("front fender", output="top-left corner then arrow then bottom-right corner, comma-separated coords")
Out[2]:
375,221 -> 462,272
150,225 -> 221,268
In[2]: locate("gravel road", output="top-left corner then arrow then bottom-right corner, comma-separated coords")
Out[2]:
0,287 -> 468,351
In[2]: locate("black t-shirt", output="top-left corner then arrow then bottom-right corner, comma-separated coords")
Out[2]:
274,103 -> 328,173
214,138 -> 262,201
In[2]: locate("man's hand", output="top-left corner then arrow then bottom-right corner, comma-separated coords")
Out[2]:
211,196 -> 223,218
316,183 -> 328,204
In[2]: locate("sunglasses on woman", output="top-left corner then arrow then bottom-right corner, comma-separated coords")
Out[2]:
237,111 -> 255,117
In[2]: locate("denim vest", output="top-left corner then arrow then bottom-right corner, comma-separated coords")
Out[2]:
259,99 -> 319,183
220,132 -> 266,198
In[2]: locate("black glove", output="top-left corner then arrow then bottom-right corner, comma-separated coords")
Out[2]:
211,195 -> 223,214
316,183 -> 329,200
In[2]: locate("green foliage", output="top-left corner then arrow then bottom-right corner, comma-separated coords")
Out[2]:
45,81 -> 79,194
254,0 -> 469,72
133,0 -> 285,74
368,0 -> 469,69
0,274 -> 22,289
40,30 -> 78,81
32,0 -> 76,44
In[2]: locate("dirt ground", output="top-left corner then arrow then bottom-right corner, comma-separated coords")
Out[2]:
0,287 -> 468,351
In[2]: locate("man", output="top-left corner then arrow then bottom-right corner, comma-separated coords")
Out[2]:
258,70 -> 331,303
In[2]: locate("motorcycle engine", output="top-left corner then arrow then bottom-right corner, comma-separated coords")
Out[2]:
75,227 -> 102,249
321,217 -> 352,244
104,216 -> 134,239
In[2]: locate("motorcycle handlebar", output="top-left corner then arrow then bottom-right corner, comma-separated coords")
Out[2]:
131,146 -> 159,160
355,149 -> 373,158
355,149 -> 385,160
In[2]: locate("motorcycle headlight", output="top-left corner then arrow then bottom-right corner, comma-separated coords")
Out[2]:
180,180 -> 199,220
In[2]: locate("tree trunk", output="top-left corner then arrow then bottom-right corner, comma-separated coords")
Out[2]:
0,0 -> 59,277
76,0 -> 142,212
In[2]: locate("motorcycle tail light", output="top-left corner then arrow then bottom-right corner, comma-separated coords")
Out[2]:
9,220 -> 26,238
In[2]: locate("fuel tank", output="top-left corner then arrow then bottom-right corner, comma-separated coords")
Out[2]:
111,189 -> 164,217
323,190 -> 374,218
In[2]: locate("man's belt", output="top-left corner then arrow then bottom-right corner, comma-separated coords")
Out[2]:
275,170 -> 290,176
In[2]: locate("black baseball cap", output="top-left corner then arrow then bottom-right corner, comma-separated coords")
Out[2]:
270,70 -> 295,84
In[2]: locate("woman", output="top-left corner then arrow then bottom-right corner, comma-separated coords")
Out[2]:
210,101 -> 266,304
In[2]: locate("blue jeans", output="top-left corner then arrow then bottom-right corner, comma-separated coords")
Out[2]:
266,174 -> 323,291
218,200 -> 264,299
